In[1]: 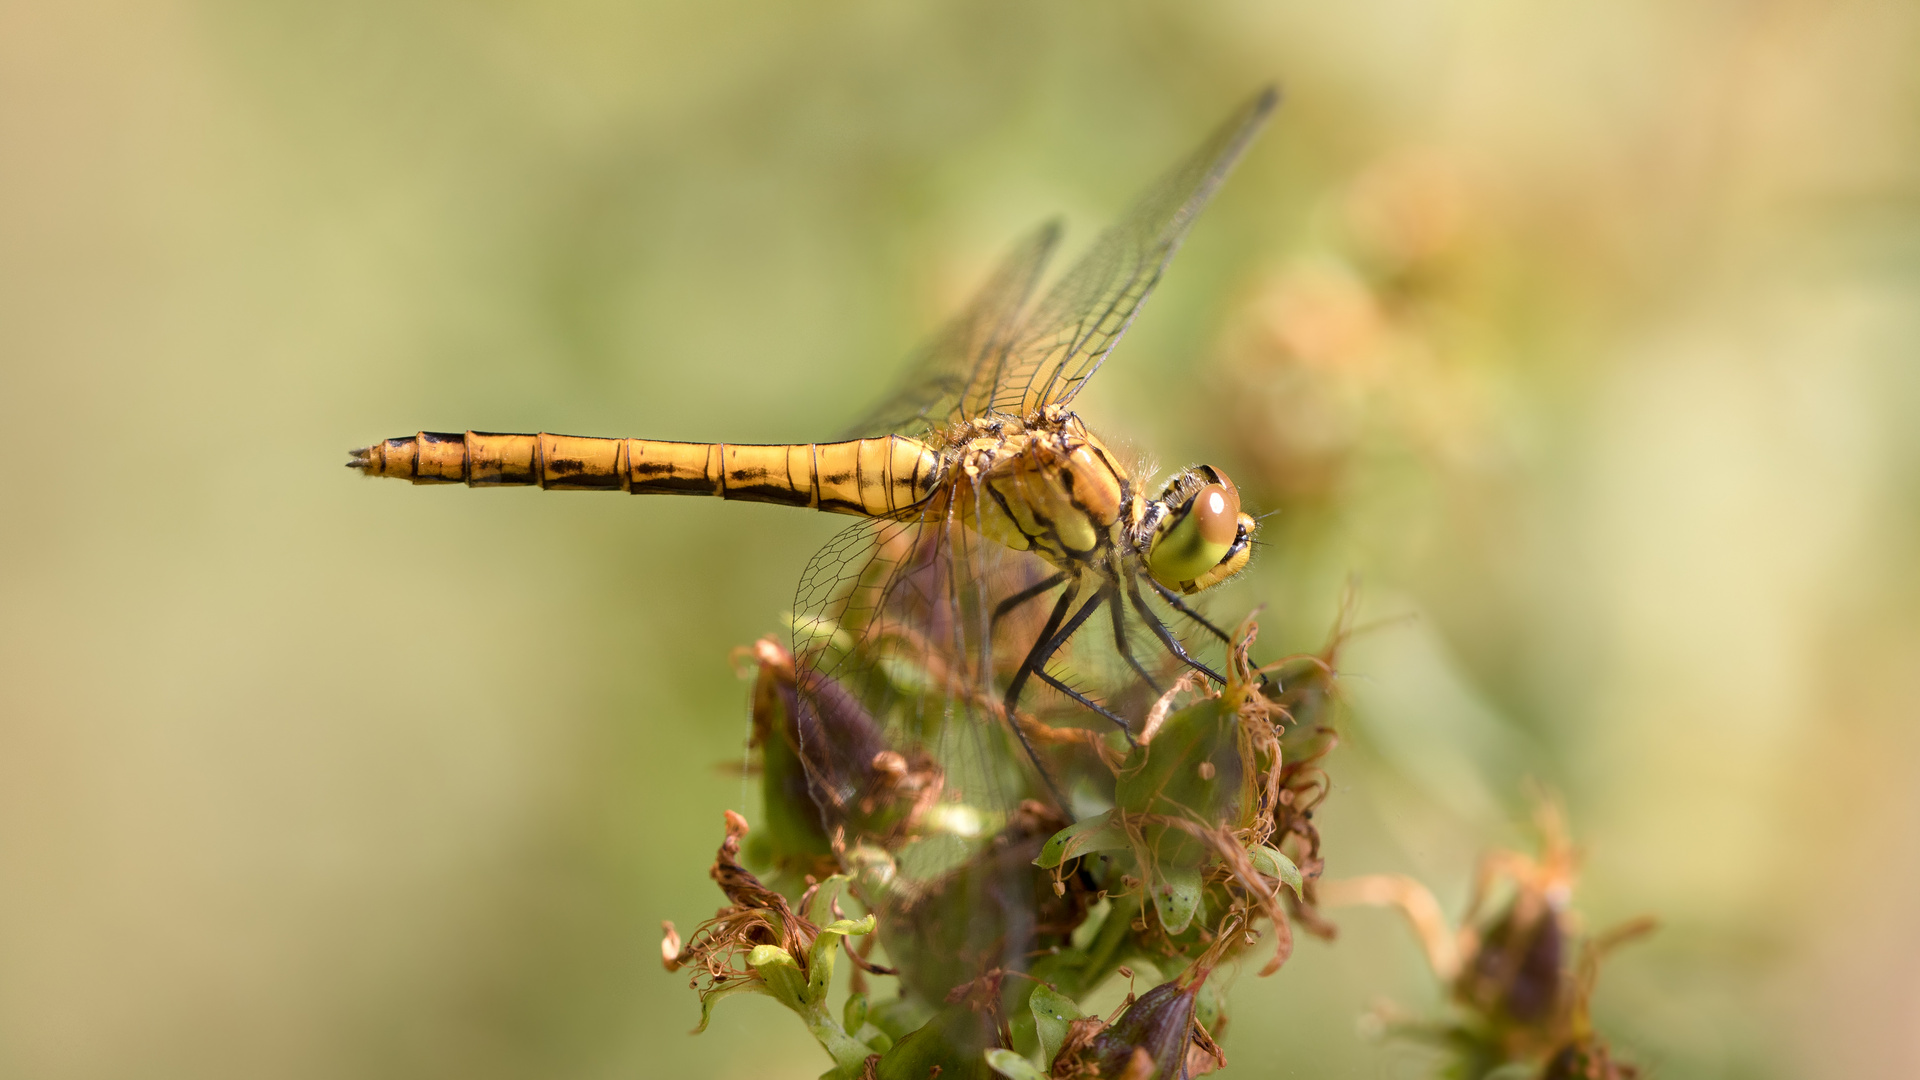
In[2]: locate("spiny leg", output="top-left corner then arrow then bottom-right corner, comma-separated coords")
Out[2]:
1036,668 -> 1133,738
1002,578 -> 1089,717
1042,584 -> 1115,657
1125,572 -> 1226,685
998,578 -> 1082,811
1146,576 -> 1233,645
1145,573 -> 1275,695
1018,583 -> 1134,737
1006,583 -> 1135,735
992,570 -> 1069,629
1109,585 -> 1164,697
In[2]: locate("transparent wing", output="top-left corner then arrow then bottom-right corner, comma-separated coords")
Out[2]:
987,86 -> 1278,417
789,501 -> 1051,841
836,222 -> 1061,439
786,499 -> 1224,1001
788,507 -> 1227,847
789,492 -> 1212,1000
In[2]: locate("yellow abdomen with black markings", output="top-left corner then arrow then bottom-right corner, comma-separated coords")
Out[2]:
349,431 -> 939,518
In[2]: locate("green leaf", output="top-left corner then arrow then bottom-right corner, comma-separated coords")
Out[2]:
743,941 -> 877,1074
1115,698 -> 1237,822
691,978 -> 767,1034
843,992 -> 868,1035
803,874 -> 858,925
874,1001 -> 999,1080
983,1048 -> 1049,1080
1193,978 -> 1225,1041
1035,812 -> 1131,869
867,995 -> 933,1042
821,916 -> 876,937
799,912 -> 875,1026
857,1029 -> 893,1055
1150,861 -> 1205,935
1028,984 -> 1085,1067
748,945 -> 809,1013
1249,844 -> 1305,900
807,915 -> 874,1004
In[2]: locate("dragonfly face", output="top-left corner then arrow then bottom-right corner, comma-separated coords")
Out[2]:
351,87 -> 1280,1006
1141,464 -> 1256,594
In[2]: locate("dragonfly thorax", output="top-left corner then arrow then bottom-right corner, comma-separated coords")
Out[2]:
933,406 -> 1255,597
935,405 -> 1129,569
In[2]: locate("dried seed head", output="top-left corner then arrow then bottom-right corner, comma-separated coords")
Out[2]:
1049,979 -> 1205,1080
660,921 -> 684,971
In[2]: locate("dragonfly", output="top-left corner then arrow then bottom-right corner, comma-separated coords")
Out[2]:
351,88 -> 1277,898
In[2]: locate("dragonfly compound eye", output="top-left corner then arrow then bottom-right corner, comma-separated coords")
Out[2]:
1147,481 -> 1251,592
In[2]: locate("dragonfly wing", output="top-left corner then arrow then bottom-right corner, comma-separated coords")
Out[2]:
790,497 -> 1090,1001
786,501 -> 1224,1002
790,501 -> 1049,839
988,86 -> 1278,417
788,512 -> 1215,844
835,221 -> 1060,439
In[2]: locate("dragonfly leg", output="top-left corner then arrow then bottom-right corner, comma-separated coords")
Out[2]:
991,570 -> 1069,630
1034,668 -> 1135,742
1145,575 -> 1277,696
1004,580 -> 1113,716
998,579 -> 1082,811
1004,580 -> 1150,804
1003,580 -> 1079,712
1038,584 -> 1114,660
1006,582 -> 1123,715
1109,586 -> 1164,696
1126,574 -> 1226,686
1146,576 -> 1233,645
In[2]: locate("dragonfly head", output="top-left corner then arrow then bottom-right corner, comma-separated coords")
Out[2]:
1143,465 -> 1256,595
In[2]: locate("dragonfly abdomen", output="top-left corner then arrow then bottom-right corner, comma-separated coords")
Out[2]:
348,431 -> 938,517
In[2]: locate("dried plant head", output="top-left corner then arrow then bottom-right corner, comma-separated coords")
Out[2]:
1320,791 -> 1654,1079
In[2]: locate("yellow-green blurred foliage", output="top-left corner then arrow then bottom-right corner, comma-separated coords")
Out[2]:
4,2 -> 1917,1078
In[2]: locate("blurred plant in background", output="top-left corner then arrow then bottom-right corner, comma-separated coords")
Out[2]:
1216,150 -> 1485,510
1327,797 -> 1656,1080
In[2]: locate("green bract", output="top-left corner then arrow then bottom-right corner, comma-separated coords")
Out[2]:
1250,844 -> 1305,900
1033,812 -> 1130,869
1116,695 -> 1243,935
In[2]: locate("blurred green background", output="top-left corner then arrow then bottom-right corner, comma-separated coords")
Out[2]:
4,2 -> 1918,1077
